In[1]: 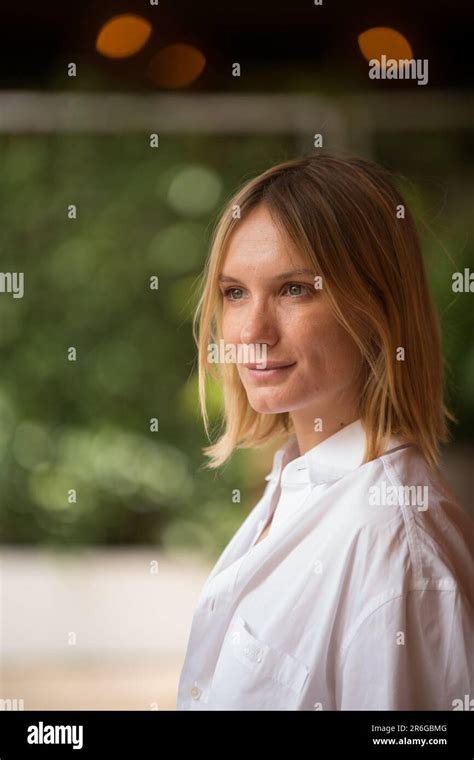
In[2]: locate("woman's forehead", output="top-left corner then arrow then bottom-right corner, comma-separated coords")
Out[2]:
223,215 -> 309,272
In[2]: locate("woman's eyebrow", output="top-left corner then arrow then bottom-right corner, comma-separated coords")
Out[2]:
218,268 -> 315,284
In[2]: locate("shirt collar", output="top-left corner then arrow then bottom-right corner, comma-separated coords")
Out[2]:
265,418 -> 406,488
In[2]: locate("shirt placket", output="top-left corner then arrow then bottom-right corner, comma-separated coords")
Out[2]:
178,551 -> 249,708
178,443 -> 298,709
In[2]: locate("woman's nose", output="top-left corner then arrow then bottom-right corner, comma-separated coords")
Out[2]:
240,301 -> 278,345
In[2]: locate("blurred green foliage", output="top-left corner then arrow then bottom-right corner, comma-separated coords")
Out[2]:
0,132 -> 472,558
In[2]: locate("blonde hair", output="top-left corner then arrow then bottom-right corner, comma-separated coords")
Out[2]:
192,151 -> 453,470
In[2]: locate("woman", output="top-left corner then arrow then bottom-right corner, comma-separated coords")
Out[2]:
176,152 -> 474,710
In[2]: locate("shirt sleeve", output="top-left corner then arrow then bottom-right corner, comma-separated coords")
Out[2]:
337,588 -> 474,710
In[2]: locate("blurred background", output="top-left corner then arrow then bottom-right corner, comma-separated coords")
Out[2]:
0,0 -> 473,710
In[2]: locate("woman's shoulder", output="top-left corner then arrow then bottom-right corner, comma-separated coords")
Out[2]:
342,440 -> 472,528
336,442 -> 474,605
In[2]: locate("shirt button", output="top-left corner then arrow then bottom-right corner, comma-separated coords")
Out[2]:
243,644 -> 262,663
189,684 -> 202,700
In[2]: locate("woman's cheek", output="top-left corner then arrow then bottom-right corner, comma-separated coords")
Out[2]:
221,313 -> 238,343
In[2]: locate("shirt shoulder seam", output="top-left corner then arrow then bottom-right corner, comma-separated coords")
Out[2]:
380,453 -> 424,585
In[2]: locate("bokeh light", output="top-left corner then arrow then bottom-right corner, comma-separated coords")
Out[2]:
358,27 -> 413,62
148,222 -> 205,274
13,421 -> 55,471
96,14 -> 152,59
147,44 -> 206,88
167,165 -> 222,216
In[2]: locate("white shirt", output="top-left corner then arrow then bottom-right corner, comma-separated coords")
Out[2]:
176,419 -> 474,710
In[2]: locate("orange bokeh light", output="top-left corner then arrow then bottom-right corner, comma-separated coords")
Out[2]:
147,44 -> 206,88
96,14 -> 152,59
358,27 -> 413,61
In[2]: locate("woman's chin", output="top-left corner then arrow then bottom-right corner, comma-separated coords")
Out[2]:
247,397 -> 291,415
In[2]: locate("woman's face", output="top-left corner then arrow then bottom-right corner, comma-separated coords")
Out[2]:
218,205 -> 362,428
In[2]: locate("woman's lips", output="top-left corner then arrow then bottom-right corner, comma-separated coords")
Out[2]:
244,362 -> 296,381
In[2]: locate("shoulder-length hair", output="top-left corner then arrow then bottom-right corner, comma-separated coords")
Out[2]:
192,151 -> 453,470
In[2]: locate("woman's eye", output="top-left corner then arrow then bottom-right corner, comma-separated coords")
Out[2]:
285,283 -> 310,297
223,287 -> 244,300
221,283 -> 312,300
